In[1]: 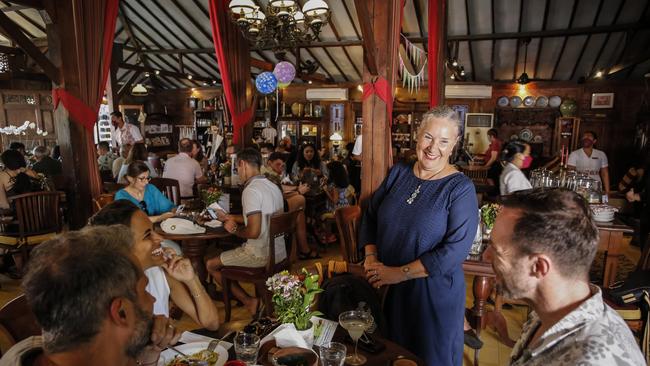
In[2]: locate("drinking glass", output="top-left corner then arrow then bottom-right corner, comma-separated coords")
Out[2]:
338,310 -> 373,365
319,342 -> 347,366
234,332 -> 260,365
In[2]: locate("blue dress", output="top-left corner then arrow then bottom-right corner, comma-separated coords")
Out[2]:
115,184 -> 175,216
359,163 -> 478,366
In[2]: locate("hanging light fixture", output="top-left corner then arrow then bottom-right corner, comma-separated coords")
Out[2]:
131,83 -> 148,97
228,0 -> 330,53
517,38 -> 531,85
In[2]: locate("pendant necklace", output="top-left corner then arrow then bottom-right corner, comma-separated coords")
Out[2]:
406,164 -> 447,205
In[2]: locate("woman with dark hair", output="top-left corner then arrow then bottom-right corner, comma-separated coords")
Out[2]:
117,142 -> 157,184
0,149 -> 41,210
323,160 -> 355,214
115,160 -> 174,223
291,143 -> 329,182
499,140 -> 532,195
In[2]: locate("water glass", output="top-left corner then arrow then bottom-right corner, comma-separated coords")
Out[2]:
234,332 -> 260,365
319,342 -> 347,366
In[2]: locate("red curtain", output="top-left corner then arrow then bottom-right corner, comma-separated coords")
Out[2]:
209,0 -> 254,144
428,0 -> 443,107
52,0 -> 119,131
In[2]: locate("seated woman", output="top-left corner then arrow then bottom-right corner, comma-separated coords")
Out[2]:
89,200 -> 220,330
291,143 -> 329,187
319,160 -> 355,244
117,142 -> 157,184
0,149 -> 42,211
499,140 -> 533,195
115,161 -> 174,223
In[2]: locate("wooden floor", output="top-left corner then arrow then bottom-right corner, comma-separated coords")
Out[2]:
0,241 -> 640,366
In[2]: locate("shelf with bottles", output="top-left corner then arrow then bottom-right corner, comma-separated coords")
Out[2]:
390,112 -> 421,149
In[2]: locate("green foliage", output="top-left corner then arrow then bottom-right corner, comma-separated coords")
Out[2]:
481,203 -> 500,230
266,268 -> 323,331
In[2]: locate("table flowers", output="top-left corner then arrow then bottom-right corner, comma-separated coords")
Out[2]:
266,268 -> 323,347
200,186 -> 222,207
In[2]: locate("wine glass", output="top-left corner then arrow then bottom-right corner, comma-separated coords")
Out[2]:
338,310 -> 373,365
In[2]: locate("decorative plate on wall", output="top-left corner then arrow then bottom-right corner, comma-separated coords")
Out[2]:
497,96 -> 509,107
523,96 -> 535,107
510,96 -> 522,108
535,96 -> 548,107
519,128 -> 533,142
533,135 -> 543,143
549,96 -> 562,108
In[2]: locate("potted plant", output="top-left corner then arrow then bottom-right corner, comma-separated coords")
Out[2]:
480,203 -> 500,239
200,186 -> 222,207
266,269 -> 323,348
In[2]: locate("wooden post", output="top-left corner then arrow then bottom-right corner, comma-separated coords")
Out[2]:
105,43 -> 122,113
359,0 -> 402,202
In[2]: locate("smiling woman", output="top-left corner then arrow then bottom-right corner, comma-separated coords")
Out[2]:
359,105 -> 478,366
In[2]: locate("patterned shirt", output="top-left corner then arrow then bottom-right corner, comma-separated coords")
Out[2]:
97,152 -> 116,171
509,285 -> 645,366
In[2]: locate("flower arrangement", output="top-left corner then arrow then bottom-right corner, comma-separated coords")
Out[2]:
266,268 -> 323,331
200,186 -> 222,207
219,161 -> 231,177
480,203 -> 500,230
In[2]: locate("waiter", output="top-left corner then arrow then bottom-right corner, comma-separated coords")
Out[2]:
568,131 -> 610,197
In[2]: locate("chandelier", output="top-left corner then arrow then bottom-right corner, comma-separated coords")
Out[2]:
228,0 -> 331,53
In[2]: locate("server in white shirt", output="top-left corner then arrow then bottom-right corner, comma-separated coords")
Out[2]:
499,140 -> 533,195
110,111 -> 143,147
567,131 -> 610,196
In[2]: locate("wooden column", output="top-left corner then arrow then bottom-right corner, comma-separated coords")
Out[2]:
105,43 -> 122,113
47,0 -> 103,229
358,0 -> 402,202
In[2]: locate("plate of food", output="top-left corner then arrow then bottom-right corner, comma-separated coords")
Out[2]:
159,342 -> 228,366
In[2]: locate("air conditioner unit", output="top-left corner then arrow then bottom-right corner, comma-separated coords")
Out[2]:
464,113 -> 494,155
445,84 -> 492,99
306,88 -> 348,101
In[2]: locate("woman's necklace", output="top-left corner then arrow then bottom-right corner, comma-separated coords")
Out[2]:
406,164 -> 448,205
126,186 -> 144,201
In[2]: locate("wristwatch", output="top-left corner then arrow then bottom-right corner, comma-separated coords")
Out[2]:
401,265 -> 411,280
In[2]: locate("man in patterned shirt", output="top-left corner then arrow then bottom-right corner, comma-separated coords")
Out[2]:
486,188 -> 644,365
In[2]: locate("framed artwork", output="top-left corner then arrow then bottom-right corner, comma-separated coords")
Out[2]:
591,93 -> 614,109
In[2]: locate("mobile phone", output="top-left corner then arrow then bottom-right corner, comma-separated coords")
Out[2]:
176,204 -> 185,215
206,208 -> 218,220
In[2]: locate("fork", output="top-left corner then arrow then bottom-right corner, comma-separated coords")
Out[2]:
208,330 -> 234,353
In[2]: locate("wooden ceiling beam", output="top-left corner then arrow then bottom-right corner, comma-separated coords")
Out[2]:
490,0 -> 495,81
551,0 -> 579,80
305,48 -> 334,81
249,56 -> 328,82
354,0 -> 378,75
512,0 -> 524,80
325,12 -> 361,79
341,0 -> 361,39
464,0 -> 475,81
532,0 -> 550,79
412,0 -> 424,38
0,8 -> 58,82
6,0 -> 42,9
117,70 -> 140,98
587,0 -> 627,78
119,62 -> 213,83
569,0 -> 604,80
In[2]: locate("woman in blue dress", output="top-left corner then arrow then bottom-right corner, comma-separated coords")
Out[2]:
115,160 -> 175,223
359,105 -> 478,366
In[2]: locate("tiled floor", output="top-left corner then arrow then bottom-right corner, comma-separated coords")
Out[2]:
0,242 -> 640,366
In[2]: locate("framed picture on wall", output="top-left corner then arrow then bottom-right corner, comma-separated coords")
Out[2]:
591,93 -> 614,109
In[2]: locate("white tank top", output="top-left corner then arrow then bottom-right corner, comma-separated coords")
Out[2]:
145,266 -> 170,317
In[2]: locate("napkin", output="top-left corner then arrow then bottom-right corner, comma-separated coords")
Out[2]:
260,323 -> 309,349
204,220 -> 223,228
160,218 -> 206,235
208,202 -> 228,214
178,331 -> 233,350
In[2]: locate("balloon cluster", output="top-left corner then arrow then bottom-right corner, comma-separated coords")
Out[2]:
255,61 -> 296,94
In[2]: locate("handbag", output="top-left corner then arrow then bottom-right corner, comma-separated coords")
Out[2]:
609,270 -> 650,305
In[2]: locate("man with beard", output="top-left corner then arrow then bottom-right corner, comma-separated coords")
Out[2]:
0,226 -> 181,366
486,189 -> 644,365
567,131 -> 610,197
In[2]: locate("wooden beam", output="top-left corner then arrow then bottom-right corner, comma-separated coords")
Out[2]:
413,0 -> 424,38
588,0 -> 627,78
117,70 -> 140,98
119,62 -> 213,83
606,49 -> 650,76
551,0 -> 579,80
1,4 -> 31,12
2,1 -> 46,33
490,0 -> 495,81
354,0 -> 378,75
512,0 -> 524,80
305,47 -> 335,81
464,0 -> 475,81
250,57 -> 328,82
341,0 -> 361,39
0,8 -> 58,82
325,14 -> 361,79
6,0 -> 42,9
569,0 -> 604,80
532,0 -> 550,79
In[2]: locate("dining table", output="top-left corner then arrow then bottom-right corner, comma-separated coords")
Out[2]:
183,324 -> 425,366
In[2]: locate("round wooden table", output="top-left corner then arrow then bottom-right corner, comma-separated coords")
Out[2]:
155,224 -> 231,289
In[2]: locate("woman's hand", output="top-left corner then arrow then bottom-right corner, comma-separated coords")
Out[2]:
297,183 -> 310,195
162,253 -> 196,283
136,315 -> 182,365
365,262 -> 405,288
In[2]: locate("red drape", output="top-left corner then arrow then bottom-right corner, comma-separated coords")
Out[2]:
209,0 -> 254,144
52,0 -> 118,131
428,0 -> 442,107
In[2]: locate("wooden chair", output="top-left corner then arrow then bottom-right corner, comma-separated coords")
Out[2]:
459,165 -> 489,186
221,209 -> 301,321
92,193 -> 115,213
150,177 -> 181,205
0,192 -> 63,274
334,205 -> 362,263
103,181 -> 126,193
0,294 -> 40,356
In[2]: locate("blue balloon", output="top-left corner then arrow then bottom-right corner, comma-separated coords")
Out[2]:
255,72 -> 278,95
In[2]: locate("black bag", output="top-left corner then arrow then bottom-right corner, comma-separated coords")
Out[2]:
609,270 -> 650,305
318,273 -> 387,336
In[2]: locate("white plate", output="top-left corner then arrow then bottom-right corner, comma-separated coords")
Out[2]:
510,96 -> 522,108
536,96 -> 548,107
158,342 -> 228,366
497,96 -> 509,107
549,96 -> 562,108
523,96 -> 535,107
519,128 -> 533,142
593,217 -> 615,223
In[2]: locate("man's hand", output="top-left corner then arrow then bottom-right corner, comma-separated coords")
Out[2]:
626,188 -> 641,202
137,315 -> 182,365
224,218 -> 238,234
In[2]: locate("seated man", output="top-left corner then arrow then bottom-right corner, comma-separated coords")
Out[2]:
31,146 -> 62,177
206,148 -> 285,314
90,200 -> 219,330
163,138 -> 207,197
97,141 -> 116,172
486,188 -> 644,365
263,152 -> 318,259
0,226 -> 180,366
